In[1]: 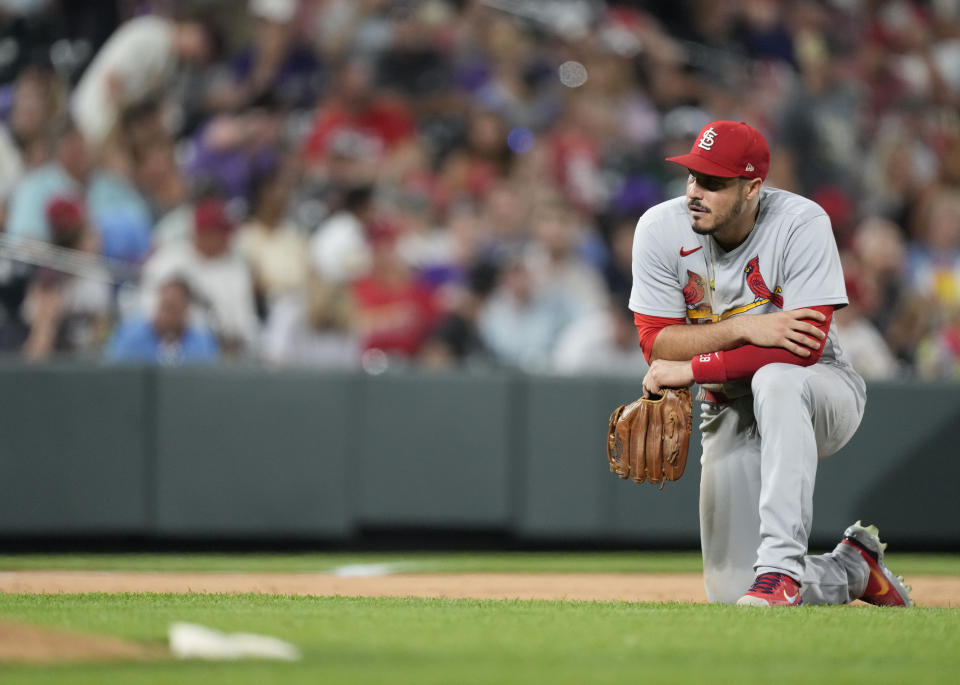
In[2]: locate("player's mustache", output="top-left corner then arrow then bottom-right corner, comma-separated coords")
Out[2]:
688,202 -> 710,213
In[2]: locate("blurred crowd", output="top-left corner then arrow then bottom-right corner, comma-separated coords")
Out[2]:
0,0 -> 959,379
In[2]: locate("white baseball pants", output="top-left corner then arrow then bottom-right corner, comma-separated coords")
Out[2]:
698,361 -> 870,604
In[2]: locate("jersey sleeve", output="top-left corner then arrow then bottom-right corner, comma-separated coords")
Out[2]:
691,305 -> 834,382
634,312 -> 686,363
628,212 -> 686,317
780,212 -> 848,311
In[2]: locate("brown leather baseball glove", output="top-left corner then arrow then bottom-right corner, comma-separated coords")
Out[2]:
606,387 -> 693,487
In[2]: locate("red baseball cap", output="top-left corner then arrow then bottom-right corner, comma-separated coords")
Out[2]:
366,220 -> 399,245
46,195 -> 85,234
194,198 -> 234,234
665,120 -> 769,181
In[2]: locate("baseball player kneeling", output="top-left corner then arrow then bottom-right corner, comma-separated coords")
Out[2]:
629,120 -> 911,607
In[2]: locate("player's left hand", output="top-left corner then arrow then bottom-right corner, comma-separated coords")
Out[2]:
643,359 -> 694,398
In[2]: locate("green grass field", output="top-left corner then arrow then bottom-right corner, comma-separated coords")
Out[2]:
1,553 -> 959,684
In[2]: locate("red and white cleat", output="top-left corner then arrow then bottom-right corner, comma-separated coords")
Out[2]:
736,572 -> 803,607
841,521 -> 913,607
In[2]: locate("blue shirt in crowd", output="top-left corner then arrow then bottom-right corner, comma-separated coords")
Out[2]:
5,163 -> 79,241
7,164 -> 152,262
106,317 -> 219,365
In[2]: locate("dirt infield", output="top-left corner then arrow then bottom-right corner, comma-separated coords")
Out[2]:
1,571 -> 959,606
0,620 -> 164,663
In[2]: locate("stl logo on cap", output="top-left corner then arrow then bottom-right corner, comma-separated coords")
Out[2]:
664,120 -> 770,181
697,127 -> 718,151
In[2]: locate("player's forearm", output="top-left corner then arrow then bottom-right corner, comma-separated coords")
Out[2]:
691,307 -> 834,383
649,319 -> 748,361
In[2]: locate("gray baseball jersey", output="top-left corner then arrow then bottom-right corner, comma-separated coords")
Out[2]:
628,186 -> 869,604
629,186 -> 850,396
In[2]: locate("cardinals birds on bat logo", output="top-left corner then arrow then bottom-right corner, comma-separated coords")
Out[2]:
744,256 -> 783,308
683,270 -> 705,306
682,271 -> 712,320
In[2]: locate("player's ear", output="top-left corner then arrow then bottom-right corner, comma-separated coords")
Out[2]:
743,177 -> 763,200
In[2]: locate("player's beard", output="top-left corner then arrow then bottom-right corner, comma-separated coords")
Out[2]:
690,188 -> 746,236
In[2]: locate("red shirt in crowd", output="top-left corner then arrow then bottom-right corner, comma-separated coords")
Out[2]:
351,276 -> 439,357
303,99 -> 415,162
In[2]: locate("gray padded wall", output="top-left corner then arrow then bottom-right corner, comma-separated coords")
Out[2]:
810,382 -> 960,548
357,371 -> 516,527
152,367 -> 354,537
0,364 -> 149,533
517,376 -> 702,545
0,367 -> 956,548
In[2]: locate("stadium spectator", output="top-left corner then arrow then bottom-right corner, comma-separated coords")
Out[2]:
308,184 -> 374,284
916,306 -> 960,380
861,114 -> 937,225
139,198 -> 259,357
833,278 -> 901,381
525,198 -> 608,318
0,122 -> 24,223
601,215 -> 641,306
391,181 -> 453,281
0,0 -> 958,379
150,177 -> 225,250
132,136 -> 190,239
20,195 -> 110,360
6,121 -> 93,242
374,1 -> 454,99
420,260 -> 497,368
262,276 -> 360,369
478,255 -> 570,368
69,13 -> 215,151
107,277 -> 218,365
210,0 -> 320,111
773,22 -> 863,196
303,57 -> 416,185
351,221 -> 439,359
1,63 -> 64,170
87,166 -> 153,264
552,303 -> 650,377
543,94 -> 608,213
883,292 -> 936,370
905,189 -> 960,307
184,97 -> 285,203
0,63 -> 64,219
439,109 -> 514,205
236,163 -> 309,310
463,9 -> 557,132
850,216 -> 908,335
476,180 -> 531,254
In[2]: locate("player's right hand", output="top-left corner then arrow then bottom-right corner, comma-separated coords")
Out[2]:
736,308 -> 827,357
